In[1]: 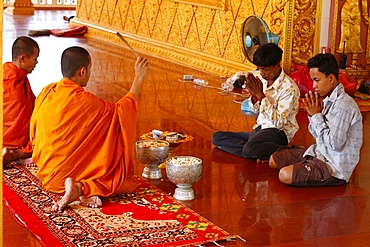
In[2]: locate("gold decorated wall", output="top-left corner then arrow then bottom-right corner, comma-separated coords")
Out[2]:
72,0 -> 322,76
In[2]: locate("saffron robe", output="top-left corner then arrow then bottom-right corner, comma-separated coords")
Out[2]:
3,62 -> 35,153
30,78 -> 139,197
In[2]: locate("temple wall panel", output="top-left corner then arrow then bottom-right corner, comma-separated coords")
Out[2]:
72,0 -> 322,76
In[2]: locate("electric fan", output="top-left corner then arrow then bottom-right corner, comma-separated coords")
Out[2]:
241,15 -> 280,62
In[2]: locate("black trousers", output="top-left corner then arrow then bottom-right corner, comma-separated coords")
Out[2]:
212,127 -> 288,160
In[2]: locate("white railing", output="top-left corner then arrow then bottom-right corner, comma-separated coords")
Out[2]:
3,0 -> 77,7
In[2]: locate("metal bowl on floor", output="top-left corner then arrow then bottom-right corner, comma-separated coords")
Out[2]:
136,140 -> 169,179
166,156 -> 202,200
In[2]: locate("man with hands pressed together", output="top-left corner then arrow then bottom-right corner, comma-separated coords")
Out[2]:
269,53 -> 363,187
212,43 -> 300,163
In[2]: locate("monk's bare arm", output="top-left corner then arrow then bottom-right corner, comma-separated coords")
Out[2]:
129,56 -> 149,99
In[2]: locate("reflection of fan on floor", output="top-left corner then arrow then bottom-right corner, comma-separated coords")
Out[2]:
241,15 -> 280,62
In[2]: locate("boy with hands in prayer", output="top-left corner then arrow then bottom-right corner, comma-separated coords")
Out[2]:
269,53 -> 363,186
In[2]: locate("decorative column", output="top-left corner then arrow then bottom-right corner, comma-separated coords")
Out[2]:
6,0 -> 34,15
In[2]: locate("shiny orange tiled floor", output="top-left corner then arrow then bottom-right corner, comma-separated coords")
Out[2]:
3,10 -> 370,247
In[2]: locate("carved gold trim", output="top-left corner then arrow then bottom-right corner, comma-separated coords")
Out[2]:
314,0 -> 322,55
83,38 -> 219,79
282,0 -> 295,74
71,18 -> 253,76
171,0 -> 228,10
73,0 -> 319,76
331,0 -> 338,55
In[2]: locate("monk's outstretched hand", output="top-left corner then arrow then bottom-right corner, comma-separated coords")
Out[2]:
130,56 -> 150,98
134,56 -> 149,81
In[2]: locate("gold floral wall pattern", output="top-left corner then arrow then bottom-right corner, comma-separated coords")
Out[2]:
291,0 -> 317,66
73,0 -> 319,76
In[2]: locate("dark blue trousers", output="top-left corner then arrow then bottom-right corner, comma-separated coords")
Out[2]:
212,127 -> 288,160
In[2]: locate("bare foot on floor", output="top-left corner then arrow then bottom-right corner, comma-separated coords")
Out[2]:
3,147 -> 32,167
2,148 -> 13,166
81,195 -> 102,208
20,157 -> 33,165
256,159 -> 269,164
52,178 -> 83,211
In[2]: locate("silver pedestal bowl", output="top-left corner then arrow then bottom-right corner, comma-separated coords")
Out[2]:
136,140 -> 169,179
166,156 -> 202,200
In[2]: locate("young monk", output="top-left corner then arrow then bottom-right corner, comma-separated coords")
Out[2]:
269,53 -> 363,186
3,36 -> 40,167
30,46 -> 149,211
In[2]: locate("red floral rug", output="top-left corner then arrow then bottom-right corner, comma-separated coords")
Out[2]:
3,163 -> 231,246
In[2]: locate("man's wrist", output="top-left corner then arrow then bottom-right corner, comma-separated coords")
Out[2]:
251,95 -> 258,103
256,94 -> 265,101
251,94 -> 265,103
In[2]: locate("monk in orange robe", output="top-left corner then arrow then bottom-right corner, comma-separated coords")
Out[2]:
3,36 -> 40,166
30,46 -> 149,211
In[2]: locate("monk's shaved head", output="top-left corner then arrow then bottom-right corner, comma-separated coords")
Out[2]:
12,36 -> 39,62
61,46 -> 91,78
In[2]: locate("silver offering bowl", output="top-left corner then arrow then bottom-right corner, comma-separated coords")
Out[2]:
136,140 -> 169,179
166,156 -> 202,200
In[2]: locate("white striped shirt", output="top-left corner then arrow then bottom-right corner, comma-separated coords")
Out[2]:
304,84 -> 363,181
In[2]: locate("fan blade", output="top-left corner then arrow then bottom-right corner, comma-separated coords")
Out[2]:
241,15 -> 272,62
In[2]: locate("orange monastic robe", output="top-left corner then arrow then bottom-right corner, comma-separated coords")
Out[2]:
3,62 -> 35,153
30,78 -> 139,197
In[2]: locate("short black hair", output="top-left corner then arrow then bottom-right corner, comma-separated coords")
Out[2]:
253,43 -> 283,67
61,46 -> 91,78
12,36 -> 39,61
307,53 -> 339,81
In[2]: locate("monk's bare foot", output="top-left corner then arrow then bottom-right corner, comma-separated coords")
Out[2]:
52,178 -> 83,211
80,195 -> 102,208
20,157 -> 33,165
2,148 -> 32,167
256,159 -> 269,164
2,148 -> 13,166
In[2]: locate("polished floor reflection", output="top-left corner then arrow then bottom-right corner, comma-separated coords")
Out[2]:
3,10 -> 370,247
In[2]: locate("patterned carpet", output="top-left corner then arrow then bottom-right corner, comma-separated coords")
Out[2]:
3,163 -> 231,246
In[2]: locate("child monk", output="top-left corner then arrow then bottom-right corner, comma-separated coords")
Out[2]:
3,36 -> 39,167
